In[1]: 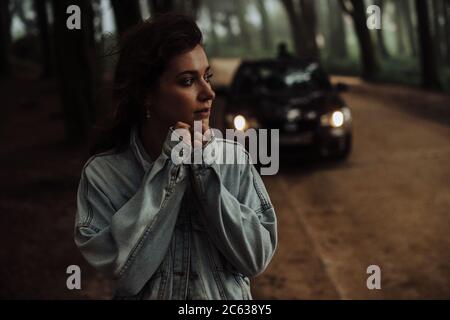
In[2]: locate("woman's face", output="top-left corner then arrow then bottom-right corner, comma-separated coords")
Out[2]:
149,44 -> 215,128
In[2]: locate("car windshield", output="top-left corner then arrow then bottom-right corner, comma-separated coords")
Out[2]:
233,62 -> 332,96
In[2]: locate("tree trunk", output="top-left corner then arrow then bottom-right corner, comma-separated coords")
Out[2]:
299,0 -> 319,59
190,0 -> 201,19
340,0 -> 378,80
444,0 -> 450,63
11,0 -> 38,33
431,0 -> 444,60
393,0 -> 407,55
52,0 -> 99,144
222,11 -> 238,47
34,0 -> 54,78
205,1 -> 220,56
91,0 -> 103,40
0,0 -> 11,76
415,0 -> 440,89
374,0 -> 389,57
111,0 -> 142,34
399,0 -> 418,56
328,0 -> 347,59
256,0 -> 273,51
233,0 -> 252,51
281,0 -> 308,58
148,0 -> 175,15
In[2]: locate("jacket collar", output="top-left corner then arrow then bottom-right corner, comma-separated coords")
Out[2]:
129,125 -> 153,172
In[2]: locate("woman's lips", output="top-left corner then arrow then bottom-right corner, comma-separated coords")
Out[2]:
194,108 -> 211,119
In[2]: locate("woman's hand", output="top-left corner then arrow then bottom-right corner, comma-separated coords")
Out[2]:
174,120 -> 211,148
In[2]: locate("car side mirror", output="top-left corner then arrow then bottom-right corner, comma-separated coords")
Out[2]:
335,82 -> 349,92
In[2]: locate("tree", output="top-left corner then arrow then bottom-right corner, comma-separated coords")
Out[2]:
148,0 -> 175,15
52,0 -> 99,144
444,0 -> 450,63
373,0 -> 389,58
281,0 -> 319,59
233,0 -> 253,51
339,0 -> 378,80
34,0 -> 54,78
177,0 -> 201,18
393,0 -> 408,55
0,0 -> 12,76
10,0 -> 39,33
110,0 -> 142,35
299,0 -> 319,59
148,0 -> 200,17
398,0 -> 418,56
328,0 -> 347,59
431,0 -> 446,61
415,0 -> 440,89
256,0 -> 273,51
204,0 -> 220,55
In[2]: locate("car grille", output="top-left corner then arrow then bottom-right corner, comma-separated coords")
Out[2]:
262,119 -> 318,133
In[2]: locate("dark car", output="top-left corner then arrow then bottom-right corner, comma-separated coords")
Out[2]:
222,58 -> 352,159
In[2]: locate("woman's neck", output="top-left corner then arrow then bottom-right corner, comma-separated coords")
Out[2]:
139,120 -> 169,161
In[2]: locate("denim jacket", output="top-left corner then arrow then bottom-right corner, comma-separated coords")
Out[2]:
74,125 -> 277,299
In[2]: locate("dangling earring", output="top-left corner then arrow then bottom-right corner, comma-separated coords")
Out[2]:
145,106 -> 151,119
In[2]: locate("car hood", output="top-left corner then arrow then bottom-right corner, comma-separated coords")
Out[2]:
229,91 -> 343,121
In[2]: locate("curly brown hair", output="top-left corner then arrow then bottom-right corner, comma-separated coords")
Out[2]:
90,13 -> 203,156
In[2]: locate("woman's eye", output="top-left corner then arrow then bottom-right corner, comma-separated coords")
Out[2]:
181,78 -> 194,86
204,73 -> 214,83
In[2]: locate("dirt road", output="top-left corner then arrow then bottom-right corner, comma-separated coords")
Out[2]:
252,78 -> 450,299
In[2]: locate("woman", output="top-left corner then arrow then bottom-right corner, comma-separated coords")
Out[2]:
74,13 -> 277,300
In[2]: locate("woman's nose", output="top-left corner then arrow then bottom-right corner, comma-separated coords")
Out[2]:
199,79 -> 215,102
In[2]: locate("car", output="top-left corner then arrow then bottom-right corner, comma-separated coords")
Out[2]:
221,58 -> 353,160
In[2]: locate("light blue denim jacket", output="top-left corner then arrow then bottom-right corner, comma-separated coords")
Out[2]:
74,125 -> 277,299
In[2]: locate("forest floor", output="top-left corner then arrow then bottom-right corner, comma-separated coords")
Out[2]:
0,68 -> 449,299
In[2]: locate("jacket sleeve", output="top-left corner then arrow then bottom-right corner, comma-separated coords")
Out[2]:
74,131 -> 189,295
189,144 -> 278,277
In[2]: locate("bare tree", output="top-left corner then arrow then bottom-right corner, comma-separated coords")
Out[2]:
339,0 -> 378,80
415,0 -> 440,89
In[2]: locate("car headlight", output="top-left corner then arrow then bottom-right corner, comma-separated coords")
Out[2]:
233,115 -> 247,131
331,111 -> 344,127
226,113 -> 261,131
321,107 -> 351,128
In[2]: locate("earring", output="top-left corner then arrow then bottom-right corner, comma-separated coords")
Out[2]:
145,106 -> 151,119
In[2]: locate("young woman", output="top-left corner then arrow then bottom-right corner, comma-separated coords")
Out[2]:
74,13 -> 277,300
